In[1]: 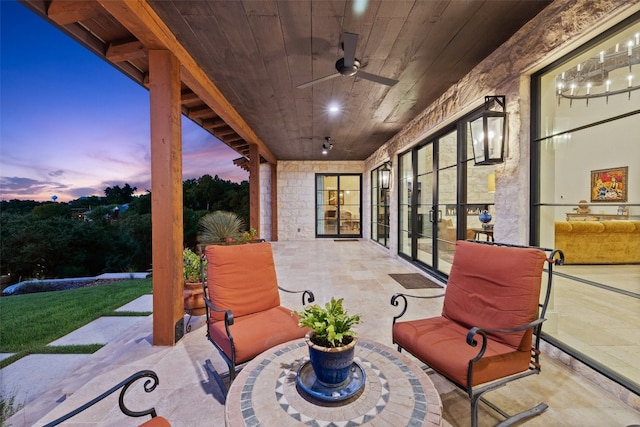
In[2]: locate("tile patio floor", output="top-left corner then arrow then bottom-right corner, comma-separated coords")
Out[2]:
3,240 -> 639,426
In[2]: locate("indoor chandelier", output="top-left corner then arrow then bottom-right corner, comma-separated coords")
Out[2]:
556,32 -> 640,105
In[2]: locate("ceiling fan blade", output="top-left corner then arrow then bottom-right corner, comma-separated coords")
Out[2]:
342,32 -> 359,68
296,72 -> 341,89
356,70 -> 398,87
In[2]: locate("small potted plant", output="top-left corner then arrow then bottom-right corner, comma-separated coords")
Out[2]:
183,248 -> 206,315
293,297 -> 361,386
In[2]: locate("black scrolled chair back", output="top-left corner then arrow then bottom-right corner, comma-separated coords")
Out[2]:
43,370 -> 166,427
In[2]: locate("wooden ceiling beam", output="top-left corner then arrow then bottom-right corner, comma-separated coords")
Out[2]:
215,128 -> 238,138
202,118 -> 227,130
47,0 -> 102,25
97,0 -> 277,165
180,90 -> 201,106
187,106 -> 215,119
106,40 -> 147,63
223,135 -> 245,143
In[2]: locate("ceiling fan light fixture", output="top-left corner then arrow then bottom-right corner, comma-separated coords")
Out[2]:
336,58 -> 360,76
297,32 -> 398,88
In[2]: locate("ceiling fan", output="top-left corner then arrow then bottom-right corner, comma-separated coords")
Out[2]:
297,32 -> 398,89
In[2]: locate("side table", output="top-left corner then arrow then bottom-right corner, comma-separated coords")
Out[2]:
471,227 -> 494,242
225,338 -> 442,426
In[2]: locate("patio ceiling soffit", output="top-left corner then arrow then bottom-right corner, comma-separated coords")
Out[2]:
45,0 -> 275,166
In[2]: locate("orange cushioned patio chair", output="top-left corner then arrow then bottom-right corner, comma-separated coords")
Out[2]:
43,370 -> 170,427
391,240 -> 563,427
202,241 -> 314,397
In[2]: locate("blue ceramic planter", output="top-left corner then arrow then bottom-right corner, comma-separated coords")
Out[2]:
305,332 -> 357,387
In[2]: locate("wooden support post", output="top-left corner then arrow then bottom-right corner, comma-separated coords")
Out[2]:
249,144 -> 260,235
270,163 -> 278,241
149,50 -> 184,346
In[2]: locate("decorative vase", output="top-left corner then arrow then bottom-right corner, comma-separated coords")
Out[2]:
479,210 -> 492,224
305,332 -> 357,387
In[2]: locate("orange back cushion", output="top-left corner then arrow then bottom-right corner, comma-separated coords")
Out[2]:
442,241 -> 546,350
206,242 -> 281,321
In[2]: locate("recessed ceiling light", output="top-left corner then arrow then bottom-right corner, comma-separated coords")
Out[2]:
328,103 -> 340,114
353,0 -> 368,15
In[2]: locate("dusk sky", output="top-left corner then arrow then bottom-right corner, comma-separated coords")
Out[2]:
0,1 -> 248,203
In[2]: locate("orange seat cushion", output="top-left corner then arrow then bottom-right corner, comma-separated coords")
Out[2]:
205,242 -> 281,322
208,306 -> 305,363
442,240 -> 546,350
139,416 -> 171,427
393,316 -> 531,387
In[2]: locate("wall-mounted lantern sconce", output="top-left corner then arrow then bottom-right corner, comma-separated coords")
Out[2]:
379,161 -> 392,189
470,96 -> 507,165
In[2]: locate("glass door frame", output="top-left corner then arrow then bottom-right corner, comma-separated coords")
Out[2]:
371,166 -> 390,247
315,173 -> 362,238
398,131 -> 454,280
396,109 -> 488,279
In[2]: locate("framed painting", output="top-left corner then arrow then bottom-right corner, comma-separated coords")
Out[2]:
590,166 -> 628,202
328,190 -> 344,205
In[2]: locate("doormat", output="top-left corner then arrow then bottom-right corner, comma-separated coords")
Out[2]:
334,239 -> 359,242
389,273 -> 444,290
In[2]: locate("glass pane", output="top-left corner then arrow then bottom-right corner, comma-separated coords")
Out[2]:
435,131 -> 457,274
464,121 -> 476,162
416,145 -> 433,266
438,130 -> 457,168
371,170 -> 379,242
339,175 -> 360,235
318,175 -> 336,235
470,117 -> 485,163
398,152 -> 412,256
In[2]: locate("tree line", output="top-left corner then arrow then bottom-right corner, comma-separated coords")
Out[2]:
0,175 -> 249,284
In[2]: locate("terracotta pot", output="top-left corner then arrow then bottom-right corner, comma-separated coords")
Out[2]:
305,331 -> 357,387
183,281 -> 205,316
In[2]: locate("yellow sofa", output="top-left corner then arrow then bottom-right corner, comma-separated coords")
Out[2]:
554,220 -> 640,264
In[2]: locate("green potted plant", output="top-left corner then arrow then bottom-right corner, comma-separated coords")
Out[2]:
293,297 -> 361,386
197,210 -> 246,245
183,248 -> 206,315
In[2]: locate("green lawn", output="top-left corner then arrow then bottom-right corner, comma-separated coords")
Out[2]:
0,278 -> 152,368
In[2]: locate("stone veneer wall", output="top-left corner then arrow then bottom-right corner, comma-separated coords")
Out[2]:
365,0 -> 639,247
259,162 -> 272,241
277,161 -> 364,240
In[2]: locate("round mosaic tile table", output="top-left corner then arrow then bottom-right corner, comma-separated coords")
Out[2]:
224,338 -> 442,426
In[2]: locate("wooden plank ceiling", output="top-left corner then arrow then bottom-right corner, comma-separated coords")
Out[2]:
22,0 -> 552,167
